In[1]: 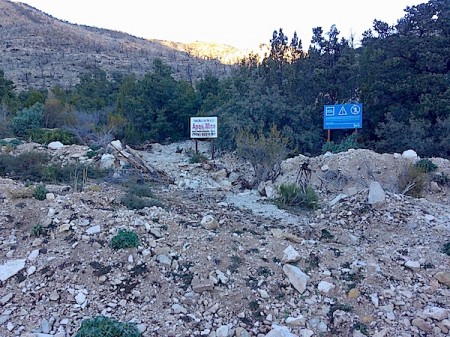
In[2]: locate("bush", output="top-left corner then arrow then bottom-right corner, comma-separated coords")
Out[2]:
110,229 -> 140,250
398,164 -> 426,198
10,102 -> 44,137
33,185 -> 48,200
276,183 -> 319,210
31,224 -> 45,237
30,128 -> 76,145
189,153 -> 208,164
236,125 -> 289,186
0,152 -> 51,181
322,133 -> 359,154
443,242 -> 450,256
414,159 -> 437,173
74,315 -> 141,337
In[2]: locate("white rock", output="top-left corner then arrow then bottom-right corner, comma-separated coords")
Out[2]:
402,149 -> 418,160
110,140 -> 123,150
216,325 -> 230,337
283,264 -> 309,294
405,260 -> 421,270
28,249 -> 39,261
317,280 -> 335,293
258,289 -> 270,299
368,181 -> 386,205
27,265 -> 36,275
86,225 -> 101,235
48,141 -> 64,150
75,292 -> 86,305
285,315 -> 306,326
423,306 -> 449,320
200,215 -> 219,230
0,259 -> 26,282
172,303 -> 187,314
100,153 -> 116,170
282,245 -> 301,263
265,324 -> 297,337
299,329 -> 314,337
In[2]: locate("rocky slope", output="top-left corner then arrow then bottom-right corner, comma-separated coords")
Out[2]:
0,140 -> 449,337
0,0 -> 246,90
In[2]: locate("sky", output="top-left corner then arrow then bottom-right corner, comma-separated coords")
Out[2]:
12,0 -> 426,50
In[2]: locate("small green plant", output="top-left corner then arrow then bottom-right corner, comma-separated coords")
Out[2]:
443,242 -> 450,256
110,229 -> 140,250
33,185 -> 49,200
31,224 -> 44,237
414,159 -> 438,173
86,149 -> 97,158
74,315 -> 141,337
398,164 -> 426,198
120,193 -> 164,210
322,133 -> 359,154
189,153 -> 208,164
276,183 -> 319,210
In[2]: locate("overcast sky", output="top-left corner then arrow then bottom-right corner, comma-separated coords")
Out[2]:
13,0 -> 426,49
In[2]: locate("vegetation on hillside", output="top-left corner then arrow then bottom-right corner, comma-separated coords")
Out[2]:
0,0 -> 448,159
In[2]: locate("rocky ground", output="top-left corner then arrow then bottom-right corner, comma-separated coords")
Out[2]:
0,140 -> 449,337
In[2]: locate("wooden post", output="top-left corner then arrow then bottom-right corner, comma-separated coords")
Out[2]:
195,139 -> 198,155
211,139 -> 215,160
327,129 -> 331,142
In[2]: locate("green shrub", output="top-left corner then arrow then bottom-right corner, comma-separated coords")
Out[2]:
322,134 -> 359,154
276,183 -> 319,210
398,164 -> 426,198
414,159 -> 438,173
10,102 -> 44,137
31,224 -> 45,237
236,125 -> 289,186
0,152 -> 51,181
33,185 -> 49,200
443,242 -> 450,256
110,229 -> 140,250
189,152 -> 208,164
30,128 -> 76,145
86,149 -> 97,158
74,315 -> 141,337
0,139 -> 22,148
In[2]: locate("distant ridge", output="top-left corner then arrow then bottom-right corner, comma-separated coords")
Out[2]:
0,0 -> 256,90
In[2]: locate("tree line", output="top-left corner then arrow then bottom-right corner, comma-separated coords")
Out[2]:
0,0 -> 448,158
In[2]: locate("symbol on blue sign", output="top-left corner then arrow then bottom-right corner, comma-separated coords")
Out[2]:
325,107 -> 335,116
350,105 -> 360,115
338,106 -> 347,115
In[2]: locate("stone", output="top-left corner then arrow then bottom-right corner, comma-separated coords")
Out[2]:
265,324 -> 297,337
100,153 -> 116,170
282,245 -> 301,263
235,327 -> 250,337
86,225 -> 101,235
317,280 -> 335,293
283,264 -> 309,294
402,149 -> 418,160
216,325 -> 230,337
28,249 -> 39,260
368,181 -> 385,206
0,259 -> 26,282
285,315 -> 305,326
412,318 -> 433,333
48,141 -> 64,150
200,215 -> 219,230
348,288 -> 360,298
404,260 -> 420,270
75,292 -> 86,305
423,306 -> 449,320
435,272 -> 450,287
192,278 -> 214,292
172,303 -> 187,314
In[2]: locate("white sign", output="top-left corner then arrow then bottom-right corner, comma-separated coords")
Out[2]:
190,117 -> 218,138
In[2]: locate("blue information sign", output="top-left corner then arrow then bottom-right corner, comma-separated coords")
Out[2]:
324,103 -> 363,130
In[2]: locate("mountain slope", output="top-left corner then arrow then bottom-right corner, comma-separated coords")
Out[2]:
0,0 -> 245,90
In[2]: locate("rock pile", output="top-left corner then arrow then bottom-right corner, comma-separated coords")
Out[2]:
0,141 -> 449,336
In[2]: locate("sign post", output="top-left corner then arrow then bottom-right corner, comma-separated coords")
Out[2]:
324,103 -> 363,141
190,117 -> 218,158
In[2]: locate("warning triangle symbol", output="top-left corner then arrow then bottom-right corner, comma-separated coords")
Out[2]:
338,106 -> 347,115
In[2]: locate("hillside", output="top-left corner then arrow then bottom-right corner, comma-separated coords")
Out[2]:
0,0 -> 254,90
0,140 -> 449,336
